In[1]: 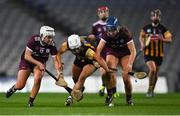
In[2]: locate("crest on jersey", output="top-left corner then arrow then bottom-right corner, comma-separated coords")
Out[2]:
46,49 -> 50,53
40,48 -> 45,53
120,39 -> 124,43
153,29 -> 156,34
147,29 -> 151,33
97,28 -> 102,32
103,26 -> 107,31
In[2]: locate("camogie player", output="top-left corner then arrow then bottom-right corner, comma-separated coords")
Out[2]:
5,26 -> 65,107
97,17 -> 136,106
89,6 -> 119,97
139,9 -> 172,97
56,34 -> 114,106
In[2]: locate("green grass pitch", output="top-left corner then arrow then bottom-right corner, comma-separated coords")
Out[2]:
0,93 -> 180,115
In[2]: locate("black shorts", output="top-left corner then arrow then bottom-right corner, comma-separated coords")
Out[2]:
144,56 -> 163,66
74,57 -> 94,68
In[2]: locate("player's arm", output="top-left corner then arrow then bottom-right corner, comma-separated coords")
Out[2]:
52,55 -> 59,71
85,48 -> 110,72
139,29 -> 146,50
96,39 -> 106,56
56,42 -> 68,69
162,31 -> 172,43
127,40 -> 137,71
94,53 -> 110,72
24,47 -> 45,71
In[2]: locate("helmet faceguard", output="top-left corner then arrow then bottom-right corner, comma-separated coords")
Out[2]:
97,6 -> 109,21
40,26 -> 55,45
40,26 -> 55,38
68,34 -> 82,50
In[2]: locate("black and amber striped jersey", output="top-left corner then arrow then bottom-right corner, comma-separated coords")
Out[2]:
141,23 -> 169,57
66,42 -> 95,62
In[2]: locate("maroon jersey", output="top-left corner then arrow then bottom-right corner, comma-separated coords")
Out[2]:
92,20 -> 107,59
101,27 -> 133,57
19,35 -> 57,71
92,20 -> 107,46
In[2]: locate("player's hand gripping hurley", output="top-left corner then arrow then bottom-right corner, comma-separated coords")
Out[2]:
45,69 -> 67,87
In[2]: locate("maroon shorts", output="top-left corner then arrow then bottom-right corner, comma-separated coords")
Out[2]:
106,48 -> 130,58
19,59 -> 45,72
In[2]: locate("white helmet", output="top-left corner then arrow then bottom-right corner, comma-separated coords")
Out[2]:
40,26 -> 55,38
68,34 -> 81,49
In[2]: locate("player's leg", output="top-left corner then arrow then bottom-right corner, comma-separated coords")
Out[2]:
72,59 -> 85,92
120,55 -> 133,106
105,55 -> 118,107
99,67 -> 107,96
6,69 -> 31,98
71,64 -> 96,101
65,64 -> 82,106
28,66 -> 44,107
146,61 -> 156,97
98,51 -> 107,96
155,65 -> 160,83
74,64 -> 96,90
71,64 -> 82,85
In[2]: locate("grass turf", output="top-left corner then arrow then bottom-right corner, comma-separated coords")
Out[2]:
0,92 -> 180,115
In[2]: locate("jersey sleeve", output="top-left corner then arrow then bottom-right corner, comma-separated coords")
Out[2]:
126,35 -> 133,43
161,25 -> 168,34
121,26 -> 133,43
85,48 -> 95,60
26,37 -> 35,52
50,45 -> 58,57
